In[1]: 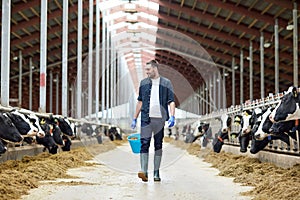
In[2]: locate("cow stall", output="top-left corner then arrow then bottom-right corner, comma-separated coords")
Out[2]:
0,106 -> 118,163
194,87 -> 300,168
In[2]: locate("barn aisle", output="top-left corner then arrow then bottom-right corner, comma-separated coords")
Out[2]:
22,142 -> 253,200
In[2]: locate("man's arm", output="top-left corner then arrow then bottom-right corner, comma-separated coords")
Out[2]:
169,102 -> 175,117
133,101 -> 142,119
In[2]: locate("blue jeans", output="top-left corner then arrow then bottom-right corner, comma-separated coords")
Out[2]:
140,118 -> 165,156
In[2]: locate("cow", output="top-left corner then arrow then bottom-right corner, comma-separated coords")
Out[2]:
238,108 -> 263,153
270,86 -> 300,123
0,112 -> 23,143
269,120 -> 298,151
81,123 -> 94,137
35,132 -> 58,154
250,107 -> 298,154
70,122 -> 78,138
108,126 -> 122,141
5,110 -> 40,144
27,113 -> 46,138
254,107 -> 274,140
255,107 -> 297,142
184,122 -> 203,143
49,115 -> 74,151
213,113 -> 232,153
39,117 -> 65,146
200,123 -> 212,147
51,115 -> 74,137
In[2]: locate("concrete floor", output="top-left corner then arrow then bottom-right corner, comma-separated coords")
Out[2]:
22,142 -> 253,200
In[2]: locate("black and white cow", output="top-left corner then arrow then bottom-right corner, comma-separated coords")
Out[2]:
5,110 -> 40,144
0,112 -> 23,143
270,86 -> 300,122
36,123 -> 59,154
50,115 -> 74,151
238,108 -> 263,153
39,117 -> 65,146
255,107 -> 297,143
213,113 -> 232,153
250,107 -> 298,154
27,113 -> 46,138
108,126 -> 122,141
81,123 -> 94,137
51,115 -> 74,137
200,123 -> 212,147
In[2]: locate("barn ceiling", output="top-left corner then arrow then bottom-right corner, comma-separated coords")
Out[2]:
1,0 -> 299,112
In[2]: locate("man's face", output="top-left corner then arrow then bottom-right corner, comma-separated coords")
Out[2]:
145,64 -> 156,78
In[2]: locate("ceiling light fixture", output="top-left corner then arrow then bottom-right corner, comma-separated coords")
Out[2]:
263,33 -> 274,48
286,24 -> 294,31
126,14 -> 138,24
124,2 -> 137,14
263,41 -> 272,48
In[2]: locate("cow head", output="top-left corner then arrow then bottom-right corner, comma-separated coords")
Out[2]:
240,110 -> 253,136
251,130 -> 291,154
236,109 -> 261,153
239,110 -> 252,153
250,132 -> 270,154
27,113 -> 46,138
51,115 -> 74,137
254,107 -> 273,140
7,110 -> 39,136
51,125 -> 65,146
39,117 -> 65,146
270,86 -> 300,122
220,114 -> 232,133
0,113 -> 23,143
36,134 -> 58,154
269,120 -> 295,135
255,106 -> 297,141
81,123 -> 94,136
213,129 -> 229,153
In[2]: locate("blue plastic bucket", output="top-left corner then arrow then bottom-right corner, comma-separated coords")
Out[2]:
127,133 -> 141,154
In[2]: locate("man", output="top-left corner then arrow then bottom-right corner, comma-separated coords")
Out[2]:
131,59 -> 176,182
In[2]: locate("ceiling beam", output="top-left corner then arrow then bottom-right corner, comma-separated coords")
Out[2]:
192,0 -> 288,28
11,15 -> 90,47
158,12 -> 293,63
263,0 -> 294,10
159,25 -> 292,82
11,0 -> 89,33
155,0 -> 292,48
157,23 -> 293,77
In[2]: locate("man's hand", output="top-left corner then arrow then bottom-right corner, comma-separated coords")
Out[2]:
131,119 -> 137,129
168,116 -> 175,128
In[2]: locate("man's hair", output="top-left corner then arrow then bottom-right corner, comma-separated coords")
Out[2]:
146,59 -> 159,68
